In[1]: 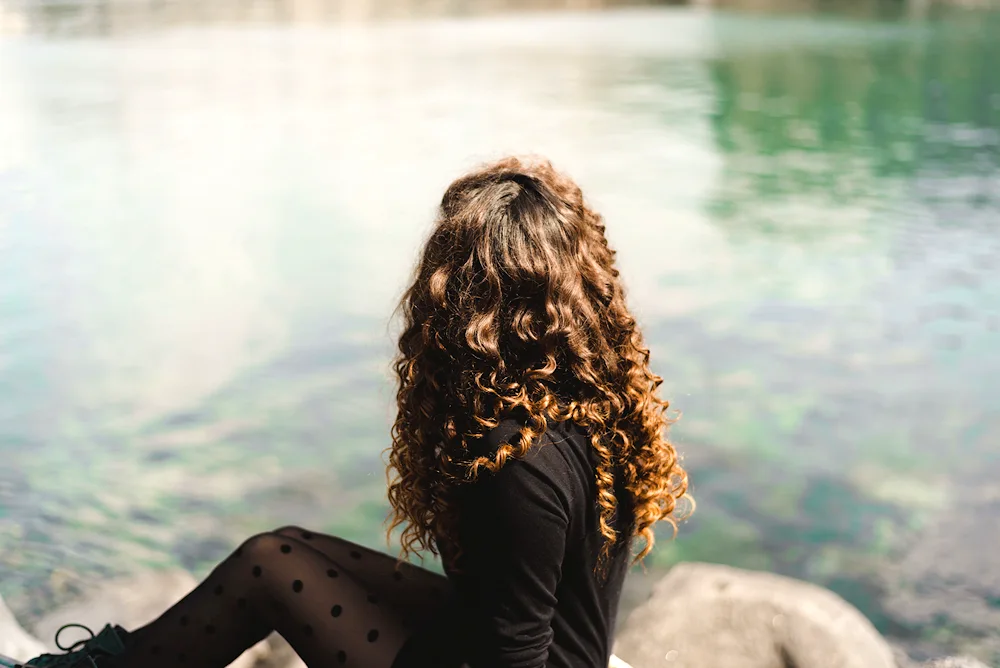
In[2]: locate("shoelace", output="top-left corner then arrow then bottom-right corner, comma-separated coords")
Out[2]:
54,624 -> 98,653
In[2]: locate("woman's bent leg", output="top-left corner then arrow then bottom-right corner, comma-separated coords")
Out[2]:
272,526 -> 452,625
112,531 -> 414,668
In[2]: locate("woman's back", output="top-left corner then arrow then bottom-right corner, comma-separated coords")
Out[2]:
407,417 -> 635,668
386,155 -> 690,668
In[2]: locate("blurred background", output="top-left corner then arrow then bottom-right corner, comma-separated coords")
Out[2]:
0,0 -> 998,663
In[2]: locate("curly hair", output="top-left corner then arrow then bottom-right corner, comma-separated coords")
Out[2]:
383,155 -> 692,579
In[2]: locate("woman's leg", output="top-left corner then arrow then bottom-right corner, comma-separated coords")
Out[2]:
271,525 -> 451,625
108,530 -> 430,668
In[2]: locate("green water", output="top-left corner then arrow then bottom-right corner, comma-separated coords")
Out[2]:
1,3 -> 998,662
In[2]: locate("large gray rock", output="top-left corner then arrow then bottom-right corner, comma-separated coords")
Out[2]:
30,570 -> 270,668
257,634 -> 307,668
612,562 -> 897,668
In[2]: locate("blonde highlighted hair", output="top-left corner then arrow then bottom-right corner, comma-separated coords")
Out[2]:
384,156 -> 692,577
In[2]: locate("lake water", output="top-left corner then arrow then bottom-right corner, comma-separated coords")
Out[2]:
1,2 -> 999,662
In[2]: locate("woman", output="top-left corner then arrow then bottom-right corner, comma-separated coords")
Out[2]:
12,156 -> 691,668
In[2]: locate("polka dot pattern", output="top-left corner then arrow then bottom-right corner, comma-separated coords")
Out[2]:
89,529 -> 450,668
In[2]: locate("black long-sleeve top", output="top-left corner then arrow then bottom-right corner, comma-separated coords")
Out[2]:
395,417 -> 635,668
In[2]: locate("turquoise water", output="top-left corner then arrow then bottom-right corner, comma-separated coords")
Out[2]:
1,3 -> 999,662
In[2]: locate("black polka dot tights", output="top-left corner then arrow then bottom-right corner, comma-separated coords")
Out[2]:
102,527 -> 454,668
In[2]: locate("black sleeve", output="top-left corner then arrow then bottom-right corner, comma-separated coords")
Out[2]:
449,434 -> 571,668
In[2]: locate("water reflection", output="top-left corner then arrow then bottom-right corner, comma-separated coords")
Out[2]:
0,0 -> 676,36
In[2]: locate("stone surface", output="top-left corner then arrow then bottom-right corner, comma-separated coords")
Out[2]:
254,634 -> 307,668
612,562 -> 897,668
609,653 -> 635,668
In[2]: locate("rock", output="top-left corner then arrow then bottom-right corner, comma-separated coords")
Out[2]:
612,562 -> 897,668
254,633 -> 307,668
609,654 -> 635,668
31,570 -> 271,668
0,593 -> 48,661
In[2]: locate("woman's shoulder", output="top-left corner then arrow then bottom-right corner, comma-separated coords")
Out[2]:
461,418 -> 584,518
471,417 -> 590,488
477,416 -> 585,452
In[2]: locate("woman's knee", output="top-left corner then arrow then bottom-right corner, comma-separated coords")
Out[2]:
272,524 -> 329,542
235,531 -> 295,562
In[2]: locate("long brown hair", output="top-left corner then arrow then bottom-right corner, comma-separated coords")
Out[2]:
383,155 -> 691,577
